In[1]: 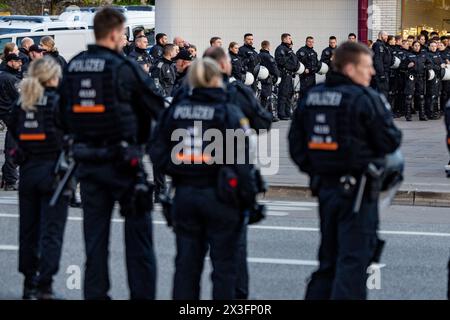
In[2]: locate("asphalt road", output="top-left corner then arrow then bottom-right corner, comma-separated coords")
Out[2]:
0,192 -> 449,300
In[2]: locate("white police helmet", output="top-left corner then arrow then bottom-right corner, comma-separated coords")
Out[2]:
276,77 -> 281,86
317,62 -> 329,75
296,62 -> 305,75
428,69 -> 436,81
390,56 -> 401,69
257,65 -> 269,80
229,77 -> 237,83
442,67 -> 450,81
244,72 -> 255,86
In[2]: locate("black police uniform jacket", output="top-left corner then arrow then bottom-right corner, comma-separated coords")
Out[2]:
0,65 -> 21,120
427,50 -> 444,78
151,57 -> 177,97
288,71 -> 402,176
275,43 -> 300,74
296,46 -> 319,77
238,44 -> 261,76
400,50 -> 430,77
59,44 -> 164,146
320,46 -> 335,66
8,87 -> 64,158
372,39 -> 392,78
128,47 -> 152,67
171,75 -> 272,132
45,51 -> 68,70
259,49 -> 281,83
229,51 -> 245,82
149,44 -> 164,62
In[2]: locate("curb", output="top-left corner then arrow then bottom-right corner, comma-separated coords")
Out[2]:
265,185 -> 450,208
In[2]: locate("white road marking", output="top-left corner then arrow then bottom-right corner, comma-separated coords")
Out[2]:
0,245 -> 18,251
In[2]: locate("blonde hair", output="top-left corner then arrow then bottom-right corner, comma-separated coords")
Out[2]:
19,57 -> 61,112
188,57 -> 223,89
40,36 -> 57,52
2,42 -> 17,59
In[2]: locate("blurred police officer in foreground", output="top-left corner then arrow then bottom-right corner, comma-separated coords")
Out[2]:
59,7 -> 164,300
150,57 -> 256,299
297,36 -> 319,101
8,57 -> 68,300
0,53 -> 22,190
172,47 -> 271,300
439,40 -> 450,116
275,33 -> 300,120
372,31 -> 392,98
259,40 -> 280,121
289,42 -> 402,299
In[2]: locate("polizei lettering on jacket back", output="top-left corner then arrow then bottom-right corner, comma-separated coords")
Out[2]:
173,105 -> 216,120
306,91 -> 343,107
68,59 -> 106,73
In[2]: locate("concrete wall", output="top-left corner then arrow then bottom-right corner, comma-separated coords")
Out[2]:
156,0 -> 358,56
369,0 -> 401,40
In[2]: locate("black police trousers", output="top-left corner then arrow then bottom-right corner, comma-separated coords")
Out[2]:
372,75 -> 389,99
299,74 -> 316,101
277,73 -> 294,118
78,163 -> 156,300
405,75 -> 426,119
441,81 -> 450,114
305,182 -> 378,300
18,159 -> 68,291
172,185 -> 242,300
389,72 -> 404,116
235,222 -> 249,299
2,131 -> 19,186
426,77 -> 441,118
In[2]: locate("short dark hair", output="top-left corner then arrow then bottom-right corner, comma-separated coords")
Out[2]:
133,27 -> 144,39
387,35 -> 394,42
188,44 -> 197,51
407,35 -> 415,40
228,41 -> 238,50
210,37 -> 222,46
306,36 -> 314,41
244,33 -> 253,39
155,33 -> 167,44
333,41 -> 372,72
163,43 -> 177,56
395,35 -> 402,42
441,35 -> 448,42
203,46 -> 227,62
281,33 -> 291,41
329,36 -> 337,41
348,33 -> 357,38
261,40 -> 270,49
93,7 -> 126,41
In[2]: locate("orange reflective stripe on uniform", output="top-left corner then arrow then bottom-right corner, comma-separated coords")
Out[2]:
448,137 -> 450,146
176,153 -> 211,163
72,104 -> 106,113
19,133 -> 47,141
308,142 -> 339,151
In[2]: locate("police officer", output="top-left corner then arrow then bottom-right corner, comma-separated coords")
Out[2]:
320,36 -> 337,73
239,33 -> 261,91
229,42 -> 245,82
259,40 -> 280,121
7,57 -> 68,300
401,41 -> 430,121
128,35 -> 153,74
275,33 -> 300,120
289,41 -> 402,300
372,31 -> 392,99
439,41 -> 450,116
296,36 -> 319,101
0,53 -> 22,190
173,49 -> 194,95
426,41 -> 445,119
151,44 -> 178,97
150,57 -> 256,300
149,33 -> 168,62
59,8 -> 164,300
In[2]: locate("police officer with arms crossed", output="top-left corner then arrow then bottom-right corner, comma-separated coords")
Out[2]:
289,41 -> 402,299
59,7 -> 164,300
372,31 -> 392,98
7,57 -> 68,300
239,33 -> 261,92
297,36 -> 319,101
259,40 -> 280,121
150,57 -> 257,300
275,33 -> 300,120
0,53 -> 22,190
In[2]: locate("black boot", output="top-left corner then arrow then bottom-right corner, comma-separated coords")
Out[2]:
418,97 -> 427,121
22,277 -> 37,300
405,97 -> 412,121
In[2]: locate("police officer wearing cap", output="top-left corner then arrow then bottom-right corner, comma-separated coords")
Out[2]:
297,36 -> 319,101
401,41 -> 430,121
0,53 -> 22,190
372,31 -> 392,98
275,33 -> 300,120
150,57 -> 257,300
289,42 -> 401,299
59,7 -> 164,300
239,33 -> 261,92
173,49 -> 194,94
150,43 -> 178,97
7,57 -> 68,300
258,40 -> 280,121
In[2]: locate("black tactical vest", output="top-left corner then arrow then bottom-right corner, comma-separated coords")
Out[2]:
64,50 -> 137,144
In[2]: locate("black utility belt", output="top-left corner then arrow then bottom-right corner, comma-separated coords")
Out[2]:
173,176 -> 217,188
73,143 -> 142,163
